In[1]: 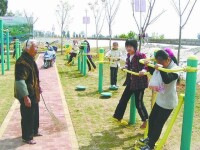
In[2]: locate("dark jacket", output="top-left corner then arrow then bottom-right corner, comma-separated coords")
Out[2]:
123,51 -> 148,90
14,52 -> 40,103
80,40 -> 92,59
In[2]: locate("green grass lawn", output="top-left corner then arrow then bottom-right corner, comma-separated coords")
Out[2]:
56,52 -> 200,150
0,52 -> 199,149
0,57 -> 15,126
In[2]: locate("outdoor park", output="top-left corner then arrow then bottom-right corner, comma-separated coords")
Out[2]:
0,0 -> 200,150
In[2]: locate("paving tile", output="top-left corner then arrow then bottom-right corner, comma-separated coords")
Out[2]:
0,54 -> 78,150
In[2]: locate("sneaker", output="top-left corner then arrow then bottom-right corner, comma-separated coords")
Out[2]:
92,68 -> 96,72
113,85 -> 118,89
112,117 -> 128,125
140,145 -> 151,150
140,121 -> 147,129
112,117 -> 119,122
120,119 -> 128,125
110,85 -> 118,90
139,137 -> 149,146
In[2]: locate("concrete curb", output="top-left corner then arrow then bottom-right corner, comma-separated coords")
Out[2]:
0,100 -> 19,139
55,62 -> 80,150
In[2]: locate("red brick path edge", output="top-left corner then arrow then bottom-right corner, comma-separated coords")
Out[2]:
0,54 -> 79,150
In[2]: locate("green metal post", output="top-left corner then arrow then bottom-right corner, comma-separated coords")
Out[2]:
80,48 -> 83,74
19,42 -> 21,56
98,48 -> 104,93
6,29 -> 10,70
80,42 -> 84,74
15,39 -> 19,60
66,54 -> 69,60
180,55 -> 198,150
0,19 -> 5,75
83,42 -> 87,76
129,94 -> 136,125
65,44 -> 69,60
78,52 -> 81,71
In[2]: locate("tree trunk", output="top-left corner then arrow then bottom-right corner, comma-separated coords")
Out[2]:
96,36 -> 99,52
109,23 -> 112,50
177,25 -> 182,65
61,30 -> 63,55
139,37 -> 142,51
96,26 -> 99,52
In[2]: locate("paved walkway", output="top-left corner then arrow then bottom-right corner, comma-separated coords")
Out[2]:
0,54 -> 79,150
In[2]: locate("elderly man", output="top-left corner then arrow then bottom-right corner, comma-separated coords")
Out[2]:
14,39 -> 42,144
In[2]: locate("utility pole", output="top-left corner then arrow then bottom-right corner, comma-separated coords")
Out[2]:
85,9 -> 88,39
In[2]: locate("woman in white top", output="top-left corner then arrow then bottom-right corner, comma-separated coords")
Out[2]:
140,50 -> 180,150
105,42 -> 122,88
68,40 -> 79,64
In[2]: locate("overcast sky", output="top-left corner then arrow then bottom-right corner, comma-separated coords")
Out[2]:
7,0 -> 200,39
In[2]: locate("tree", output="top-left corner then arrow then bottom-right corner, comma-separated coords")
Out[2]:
0,0 -> 8,16
197,33 -> 200,40
88,0 -> 106,51
171,0 -> 198,64
24,10 -> 38,38
131,0 -> 166,51
67,31 -> 70,38
56,0 -> 72,55
119,34 -> 128,39
5,11 -> 15,16
104,0 -> 121,50
127,31 -> 137,39
151,32 -> 164,39
73,32 -> 76,38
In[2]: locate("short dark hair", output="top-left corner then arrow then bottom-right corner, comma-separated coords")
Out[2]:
155,50 -> 169,61
113,42 -> 118,45
125,39 -> 138,51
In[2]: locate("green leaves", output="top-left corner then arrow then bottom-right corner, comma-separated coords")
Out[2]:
0,0 -> 8,16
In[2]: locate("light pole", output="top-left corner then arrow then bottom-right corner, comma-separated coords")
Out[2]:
85,9 -> 88,39
52,25 -> 55,37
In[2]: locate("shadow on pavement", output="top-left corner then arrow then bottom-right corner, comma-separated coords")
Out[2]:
0,136 -> 25,149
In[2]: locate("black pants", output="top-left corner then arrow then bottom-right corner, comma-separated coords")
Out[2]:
148,103 -> 173,149
68,53 -> 77,63
13,50 -> 16,58
20,101 -> 39,141
113,84 -> 148,121
87,56 -> 96,71
110,67 -> 118,85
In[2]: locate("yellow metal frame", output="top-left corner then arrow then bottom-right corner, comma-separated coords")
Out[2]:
139,59 -> 198,72
122,69 -> 150,76
82,52 -> 97,56
95,61 -> 110,64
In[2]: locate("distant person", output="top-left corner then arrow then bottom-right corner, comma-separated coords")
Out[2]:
14,39 -> 42,145
12,37 -> 17,58
84,40 -> 96,71
139,50 -> 180,150
113,39 -> 149,128
68,40 -> 79,64
105,42 -> 122,88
